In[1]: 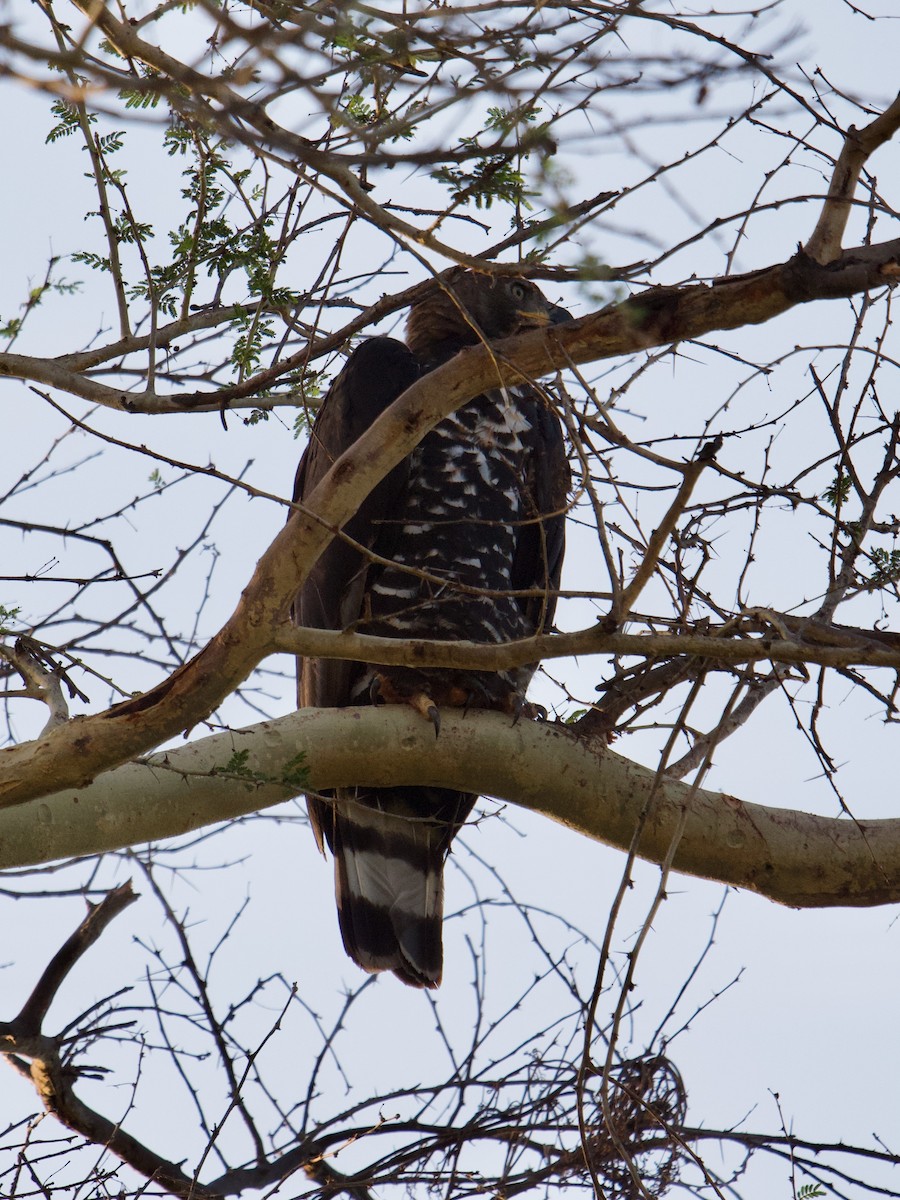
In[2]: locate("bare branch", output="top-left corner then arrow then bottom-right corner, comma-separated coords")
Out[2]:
805,92 -> 900,263
0,885 -> 218,1200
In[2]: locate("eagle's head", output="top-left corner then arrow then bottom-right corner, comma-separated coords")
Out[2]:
406,268 -> 570,361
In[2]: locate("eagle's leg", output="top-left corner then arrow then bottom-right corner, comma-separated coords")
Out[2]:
368,665 -> 534,735
369,671 -> 441,737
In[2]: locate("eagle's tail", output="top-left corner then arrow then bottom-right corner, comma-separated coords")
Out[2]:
326,788 -> 474,988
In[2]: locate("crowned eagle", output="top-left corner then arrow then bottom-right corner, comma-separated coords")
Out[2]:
293,269 -> 570,986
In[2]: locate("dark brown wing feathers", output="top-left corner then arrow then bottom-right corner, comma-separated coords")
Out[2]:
293,337 -> 419,711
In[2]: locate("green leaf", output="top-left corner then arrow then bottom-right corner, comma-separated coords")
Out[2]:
72,250 -> 113,274
96,130 -> 125,154
280,753 -> 309,791
433,158 -> 533,210
214,749 -> 309,791
217,749 -> 267,784
46,98 -> 86,143
0,604 -> 22,635
869,546 -> 900,587
822,469 -> 852,507
119,86 -> 161,110
243,409 -> 270,426
485,103 -> 541,135
563,709 -> 588,724
342,94 -> 376,126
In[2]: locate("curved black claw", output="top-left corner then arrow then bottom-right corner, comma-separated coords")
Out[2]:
511,696 -> 548,726
410,691 -> 441,738
427,704 -> 441,738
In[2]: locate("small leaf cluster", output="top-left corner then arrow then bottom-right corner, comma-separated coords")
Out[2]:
869,546 -> 900,587
328,78 -> 420,143
118,67 -> 163,111
433,157 -> 532,211
291,371 -> 328,436
2,271 -> 81,343
121,126 -> 300,329
56,108 -> 156,272
215,749 -> 309,791
340,94 -> 377,128
230,309 -> 275,379
432,105 -> 549,211
329,15 -> 423,85
485,103 -> 543,137
46,96 -> 92,143
822,469 -> 852,508
0,605 -> 22,635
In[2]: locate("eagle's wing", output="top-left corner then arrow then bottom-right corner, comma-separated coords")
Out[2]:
512,395 -> 570,634
292,337 -> 420,852
292,336 -> 420,709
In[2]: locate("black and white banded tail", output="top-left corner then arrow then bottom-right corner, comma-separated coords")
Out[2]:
313,786 -> 475,988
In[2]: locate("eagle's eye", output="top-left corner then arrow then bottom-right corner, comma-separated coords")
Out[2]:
509,280 -> 528,302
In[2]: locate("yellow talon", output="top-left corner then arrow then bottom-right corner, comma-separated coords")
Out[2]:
411,692 -> 441,737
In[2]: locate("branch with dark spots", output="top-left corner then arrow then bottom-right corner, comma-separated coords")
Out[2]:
4,708 -> 900,909
13,884 -> 137,1032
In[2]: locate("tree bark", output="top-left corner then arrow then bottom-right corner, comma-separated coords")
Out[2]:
4,706 -> 899,909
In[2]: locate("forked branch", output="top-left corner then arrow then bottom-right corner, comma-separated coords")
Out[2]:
805,92 -> 900,263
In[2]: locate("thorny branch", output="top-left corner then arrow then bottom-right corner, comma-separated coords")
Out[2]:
272,611 -> 900,674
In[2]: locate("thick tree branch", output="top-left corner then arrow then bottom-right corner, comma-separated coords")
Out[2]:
3,240 -> 899,414
1,707 -> 899,909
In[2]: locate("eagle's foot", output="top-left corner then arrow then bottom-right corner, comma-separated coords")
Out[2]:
370,671 -> 441,738
460,676 -> 497,715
